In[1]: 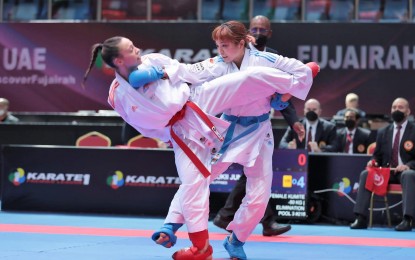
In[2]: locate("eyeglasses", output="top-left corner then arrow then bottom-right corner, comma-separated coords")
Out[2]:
249,27 -> 270,34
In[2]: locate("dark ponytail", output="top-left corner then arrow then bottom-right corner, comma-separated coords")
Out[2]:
82,36 -> 123,88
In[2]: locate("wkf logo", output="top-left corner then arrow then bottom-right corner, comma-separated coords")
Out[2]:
107,170 -> 125,189
8,168 -> 26,186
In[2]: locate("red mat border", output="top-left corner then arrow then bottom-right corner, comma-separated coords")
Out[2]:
1,224 -> 414,248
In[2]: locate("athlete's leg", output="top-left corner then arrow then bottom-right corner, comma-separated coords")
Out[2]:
226,134 -> 274,242
166,137 -> 213,259
153,136 -> 212,252
191,66 -> 312,116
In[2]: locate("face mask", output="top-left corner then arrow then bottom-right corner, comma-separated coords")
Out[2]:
0,109 -> 5,117
345,119 -> 356,129
305,111 -> 318,122
253,34 -> 268,50
391,110 -> 405,123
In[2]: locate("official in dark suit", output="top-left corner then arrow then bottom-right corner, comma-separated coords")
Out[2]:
279,98 -> 337,152
351,97 -> 415,231
212,15 -> 304,237
336,108 -> 371,154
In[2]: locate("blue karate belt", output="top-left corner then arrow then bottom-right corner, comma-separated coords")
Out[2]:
211,113 -> 270,164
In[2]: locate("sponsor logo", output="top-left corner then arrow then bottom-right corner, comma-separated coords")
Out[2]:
332,177 -> 358,196
141,48 -> 218,63
298,44 -> 415,70
107,170 -> 180,189
8,168 -> 26,186
107,170 -> 125,189
8,167 -> 90,186
1,47 -> 77,86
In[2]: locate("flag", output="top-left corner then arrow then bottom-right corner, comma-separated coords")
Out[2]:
365,167 -> 390,196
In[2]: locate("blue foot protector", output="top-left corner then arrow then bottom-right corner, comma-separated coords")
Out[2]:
223,233 -> 247,260
151,223 -> 183,248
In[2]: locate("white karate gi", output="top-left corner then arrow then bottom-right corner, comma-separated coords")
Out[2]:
165,49 -> 312,241
108,53 -> 312,233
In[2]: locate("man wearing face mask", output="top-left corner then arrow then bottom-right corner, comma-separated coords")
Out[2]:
279,98 -> 337,152
212,15 -> 305,237
336,108 -> 371,154
351,97 -> 415,231
0,98 -> 19,123
249,15 -> 273,53
248,15 -> 304,140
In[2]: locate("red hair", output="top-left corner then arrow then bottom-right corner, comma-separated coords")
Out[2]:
211,21 -> 250,46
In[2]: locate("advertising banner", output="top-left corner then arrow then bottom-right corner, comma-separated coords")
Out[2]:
2,145 -> 180,216
0,23 -> 414,116
1,146 -> 403,224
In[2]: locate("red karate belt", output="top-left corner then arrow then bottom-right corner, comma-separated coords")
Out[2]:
365,166 -> 391,196
166,101 -> 224,178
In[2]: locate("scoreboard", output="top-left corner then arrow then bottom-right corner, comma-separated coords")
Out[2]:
210,149 -> 308,220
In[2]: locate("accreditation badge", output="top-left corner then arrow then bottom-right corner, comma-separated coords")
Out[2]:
404,140 -> 414,151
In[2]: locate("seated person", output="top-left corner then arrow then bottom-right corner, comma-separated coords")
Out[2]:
350,97 -> 415,231
279,98 -> 337,152
336,108 -> 371,154
335,93 -> 366,119
0,98 -> 19,123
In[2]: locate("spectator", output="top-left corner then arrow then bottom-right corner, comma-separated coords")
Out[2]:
279,98 -> 337,152
335,93 -> 366,119
350,97 -> 415,231
0,98 -> 19,123
336,108 -> 371,154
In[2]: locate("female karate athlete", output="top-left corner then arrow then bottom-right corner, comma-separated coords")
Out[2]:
83,36 -> 316,260
150,20 -> 319,260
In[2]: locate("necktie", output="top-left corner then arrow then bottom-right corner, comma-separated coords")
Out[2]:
307,126 -> 312,151
344,132 -> 353,153
391,125 -> 402,168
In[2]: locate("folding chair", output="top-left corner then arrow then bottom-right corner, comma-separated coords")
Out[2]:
368,184 -> 403,228
127,135 -> 162,148
75,131 -> 112,147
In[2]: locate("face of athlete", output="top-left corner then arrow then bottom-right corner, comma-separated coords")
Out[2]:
114,38 -> 142,72
215,38 -> 245,65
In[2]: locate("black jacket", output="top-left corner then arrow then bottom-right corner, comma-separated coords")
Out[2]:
373,121 -> 415,169
336,127 -> 371,153
279,118 -> 337,152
